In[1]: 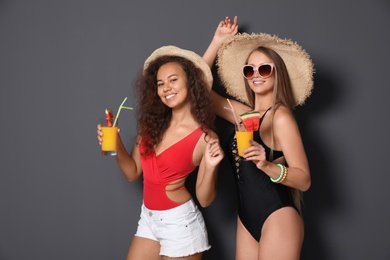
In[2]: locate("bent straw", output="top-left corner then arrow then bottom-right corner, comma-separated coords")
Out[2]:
113,97 -> 133,127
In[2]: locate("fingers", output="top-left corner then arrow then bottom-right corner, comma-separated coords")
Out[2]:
221,15 -> 238,28
222,17 -> 231,27
244,143 -> 266,160
232,16 -> 239,33
209,145 -> 222,156
207,138 -> 224,158
233,15 -> 238,25
97,124 -> 103,144
219,17 -> 230,27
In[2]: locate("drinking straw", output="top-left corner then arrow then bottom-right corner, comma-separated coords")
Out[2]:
113,97 -> 133,127
226,98 -> 244,131
223,106 -> 239,131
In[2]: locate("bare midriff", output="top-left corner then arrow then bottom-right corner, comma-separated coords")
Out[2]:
165,176 -> 191,204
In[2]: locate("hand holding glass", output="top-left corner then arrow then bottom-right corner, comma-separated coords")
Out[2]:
99,97 -> 133,156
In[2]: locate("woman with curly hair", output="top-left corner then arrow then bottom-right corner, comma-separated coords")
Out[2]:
97,45 -> 224,259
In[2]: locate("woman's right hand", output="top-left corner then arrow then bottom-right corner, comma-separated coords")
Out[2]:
243,140 -> 268,169
97,124 -> 121,146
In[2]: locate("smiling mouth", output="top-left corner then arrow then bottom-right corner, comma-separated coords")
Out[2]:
165,94 -> 176,99
252,80 -> 265,85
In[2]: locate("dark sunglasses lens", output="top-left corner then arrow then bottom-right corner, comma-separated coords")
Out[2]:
243,66 -> 254,78
259,64 -> 272,77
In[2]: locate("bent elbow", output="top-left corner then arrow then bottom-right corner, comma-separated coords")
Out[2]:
127,177 -> 138,182
300,177 -> 311,192
199,200 -> 212,208
125,172 -> 141,182
197,195 -> 216,208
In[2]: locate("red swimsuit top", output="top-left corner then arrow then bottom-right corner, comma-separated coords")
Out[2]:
139,128 -> 204,210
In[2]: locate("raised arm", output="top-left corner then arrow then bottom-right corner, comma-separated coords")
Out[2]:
203,16 -> 251,122
203,16 -> 238,68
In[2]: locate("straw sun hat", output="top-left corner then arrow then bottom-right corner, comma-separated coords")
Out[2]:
217,33 -> 314,106
143,45 -> 213,91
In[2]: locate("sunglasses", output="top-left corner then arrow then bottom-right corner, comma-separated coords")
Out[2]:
242,63 -> 274,79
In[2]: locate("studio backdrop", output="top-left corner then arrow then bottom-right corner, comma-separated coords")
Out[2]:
1,1 -> 389,259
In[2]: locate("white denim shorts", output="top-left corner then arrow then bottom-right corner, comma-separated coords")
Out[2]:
135,199 -> 211,257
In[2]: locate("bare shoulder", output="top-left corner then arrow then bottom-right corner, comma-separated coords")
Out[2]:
273,105 -> 297,129
272,105 -> 302,147
195,129 -> 218,150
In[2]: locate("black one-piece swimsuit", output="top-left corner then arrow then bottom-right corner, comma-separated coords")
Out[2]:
227,109 -> 297,242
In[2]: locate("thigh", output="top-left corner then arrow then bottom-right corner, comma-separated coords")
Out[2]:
258,207 -> 304,260
126,236 -> 161,260
157,201 -> 210,257
235,217 -> 259,260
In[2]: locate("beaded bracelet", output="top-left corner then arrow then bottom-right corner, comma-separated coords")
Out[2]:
279,166 -> 288,183
271,164 -> 285,183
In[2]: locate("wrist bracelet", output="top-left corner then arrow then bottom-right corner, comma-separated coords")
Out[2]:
279,165 -> 288,183
271,164 -> 285,183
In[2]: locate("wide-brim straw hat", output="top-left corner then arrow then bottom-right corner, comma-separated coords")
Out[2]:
143,45 -> 213,91
217,33 -> 314,106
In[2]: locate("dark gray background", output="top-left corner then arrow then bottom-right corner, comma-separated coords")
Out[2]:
1,1 -> 389,259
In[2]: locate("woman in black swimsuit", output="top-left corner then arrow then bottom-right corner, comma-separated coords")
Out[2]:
203,17 -> 314,259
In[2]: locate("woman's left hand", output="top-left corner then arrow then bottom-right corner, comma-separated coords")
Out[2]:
214,16 -> 239,43
205,138 -> 225,167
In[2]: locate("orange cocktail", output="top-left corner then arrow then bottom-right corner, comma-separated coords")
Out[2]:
101,126 -> 118,156
236,131 -> 253,157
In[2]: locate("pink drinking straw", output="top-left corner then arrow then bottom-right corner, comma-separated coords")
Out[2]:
224,98 -> 243,131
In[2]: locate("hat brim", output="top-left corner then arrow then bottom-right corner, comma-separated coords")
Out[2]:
143,45 -> 213,91
217,33 -> 314,106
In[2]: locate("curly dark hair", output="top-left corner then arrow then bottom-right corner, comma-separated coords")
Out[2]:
134,55 -> 215,156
